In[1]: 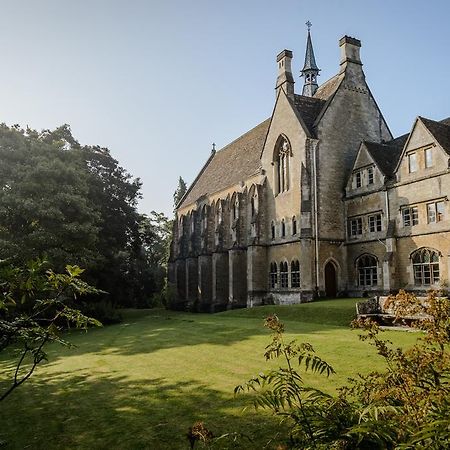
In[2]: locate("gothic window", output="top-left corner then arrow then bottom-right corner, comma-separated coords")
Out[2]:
201,206 -> 208,232
291,260 -> 300,288
274,138 -> 290,194
427,201 -> 445,223
216,202 -> 222,226
292,216 -> 297,235
250,189 -> 258,217
412,248 -> 440,285
368,213 -> 382,233
269,262 -> 278,289
357,255 -> 378,287
178,217 -> 184,238
281,219 -> 286,237
402,206 -> 419,227
190,213 -> 195,235
280,261 -> 289,288
271,221 -> 276,240
231,195 -> 239,221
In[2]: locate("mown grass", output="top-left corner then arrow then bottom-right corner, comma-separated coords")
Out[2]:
0,299 -> 420,449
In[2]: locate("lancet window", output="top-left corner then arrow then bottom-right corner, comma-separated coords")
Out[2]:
274,137 -> 291,194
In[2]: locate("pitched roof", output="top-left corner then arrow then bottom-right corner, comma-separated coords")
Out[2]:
364,134 -> 408,177
420,117 -> 450,155
313,73 -> 343,101
179,119 -> 270,208
293,95 -> 326,135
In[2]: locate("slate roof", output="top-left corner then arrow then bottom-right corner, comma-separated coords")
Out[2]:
313,73 -> 343,100
179,119 -> 270,208
420,117 -> 450,155
293,95 -> 326,134
363,117 -> 450,177
364,135 -> 408,177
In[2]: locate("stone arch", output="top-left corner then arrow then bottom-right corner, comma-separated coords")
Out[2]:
273,134 -> 292,194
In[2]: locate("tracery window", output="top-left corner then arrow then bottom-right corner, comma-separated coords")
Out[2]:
274,138 -> 290,194
291,260 -> 300,288
280,261 -> 289,288
412,248 -> 440,286
269,262 -> 278,289
357,254 -> 378,287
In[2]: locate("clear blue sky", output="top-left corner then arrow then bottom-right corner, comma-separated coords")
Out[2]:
0,0 -> 448,216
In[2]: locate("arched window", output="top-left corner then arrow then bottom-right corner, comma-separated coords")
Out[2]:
281,219 -> 286,237
231,195 -> 239,221
292,216 -> 297,235
178,216 -> 184,238
274,137 -> 290,194
190,213 -> 195,235
216,202 -> 222,226
412,248 -> 440,285
269,262 -> 278,289
291,260 -> 300,288
271,221 -> 276,240
280,261 -> 289,288
201,206 -> 208,232
357,255 -> 378,287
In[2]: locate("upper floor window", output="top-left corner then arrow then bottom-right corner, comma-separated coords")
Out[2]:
271,221 -> 276,240
412,248 -> 439,285
291,260 -> 300,288
368,213 -> 382,233
201,207 -> 208,232
355,171 -> 362,188
280,262 -> 288,288
427,201 -> 445,223
425,147 -> 433,168
231,196 -> 239,221
357,254 -> 378,287
402,206 -> 419,227
367,166 -> 374,185
348,217 -> 362,237
274,138 -> 290,194
216,202 -> 222,226
408,152 -> 418,173
281,219 -> 286,237
292,216 -> 297,235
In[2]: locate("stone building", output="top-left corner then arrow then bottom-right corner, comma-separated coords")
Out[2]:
168,29 -> 450,311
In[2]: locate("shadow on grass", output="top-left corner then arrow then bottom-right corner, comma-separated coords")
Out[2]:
0,371 -> 281,450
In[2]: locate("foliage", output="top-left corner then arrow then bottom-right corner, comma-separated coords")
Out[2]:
0,123 -> 171,309
236,291 -> 450,449
173,176 -> 187,211
0,258 -> 101,402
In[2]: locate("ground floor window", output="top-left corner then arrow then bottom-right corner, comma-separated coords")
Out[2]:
280,261 -> 288,288
412,248 -> 439,285
269,262 -> 278,289
291,260 -> 300,288
357,254 -> 378,287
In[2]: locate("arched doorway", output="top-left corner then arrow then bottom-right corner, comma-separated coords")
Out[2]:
324,261 -> 337,297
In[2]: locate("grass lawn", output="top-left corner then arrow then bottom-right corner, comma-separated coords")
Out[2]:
0,299 -> 420,449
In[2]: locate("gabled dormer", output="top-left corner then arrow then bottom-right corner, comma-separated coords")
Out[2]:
395,117 -> 450,183
345,142 -> 384,196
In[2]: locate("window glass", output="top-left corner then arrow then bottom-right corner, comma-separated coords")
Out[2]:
425,148 -> 433,168
408,153 -> 417,173
367,167 -> 374,185
412,249 -> 439,285
291,260 -> 300,288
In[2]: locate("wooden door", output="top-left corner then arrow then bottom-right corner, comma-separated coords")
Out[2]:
324,262 -> 337,297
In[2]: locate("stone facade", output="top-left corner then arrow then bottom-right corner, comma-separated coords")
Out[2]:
168,32 -> 450,311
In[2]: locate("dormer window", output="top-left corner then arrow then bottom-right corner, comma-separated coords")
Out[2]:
367,166 -> 374,185
408,153 -> 418,173
425,147 -> 433,168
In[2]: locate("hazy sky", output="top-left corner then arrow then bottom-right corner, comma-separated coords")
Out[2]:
0,0 -> 448,216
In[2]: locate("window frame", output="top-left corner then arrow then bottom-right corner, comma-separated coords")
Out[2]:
367,166 -> 374,185
402,206 -> 419,227
368,213 -> 382,233
348,217 -> 363,237
280,261 -> 289,288
412,248 -> 440,286
357,255 -> 378,287
425,147 -> 433,168
291,260 -> 300,288
408,152 -> 418,173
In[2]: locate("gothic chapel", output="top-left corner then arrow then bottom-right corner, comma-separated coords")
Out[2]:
168,27 -> 450,312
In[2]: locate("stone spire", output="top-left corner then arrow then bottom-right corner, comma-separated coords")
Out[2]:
300,21 -> 320,97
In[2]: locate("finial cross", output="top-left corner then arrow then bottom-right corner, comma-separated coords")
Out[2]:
306,20 -> 312,31
212,142 -> 216,152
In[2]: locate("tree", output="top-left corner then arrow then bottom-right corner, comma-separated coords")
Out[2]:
0,258 -> 101,402
173,176 -> 187,212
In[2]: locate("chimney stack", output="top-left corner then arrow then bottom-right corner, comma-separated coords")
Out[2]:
275,49 -> 294,100
339,36 -> 362,73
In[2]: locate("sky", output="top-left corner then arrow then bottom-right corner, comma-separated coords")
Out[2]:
0,0 -> 448,217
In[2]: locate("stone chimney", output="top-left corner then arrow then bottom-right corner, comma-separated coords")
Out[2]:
275,49 -> 294,100
339,36 -> 362,74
